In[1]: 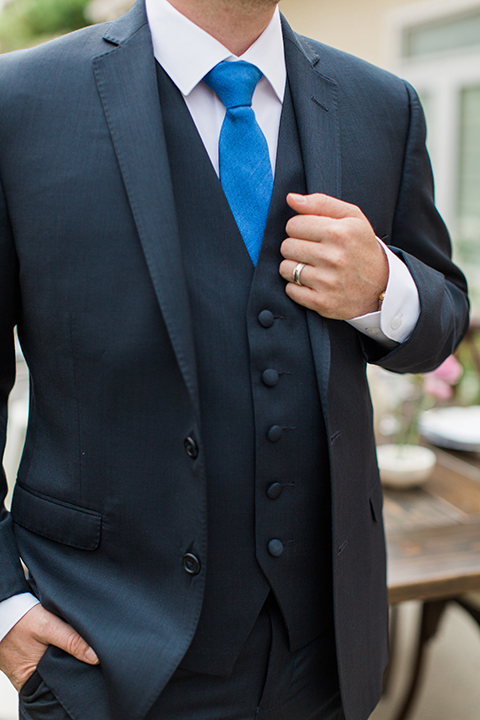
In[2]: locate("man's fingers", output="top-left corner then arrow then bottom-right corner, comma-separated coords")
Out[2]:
280,193 -> 388,318
33,608 -> 98,665
57,626 -> 99,664
283,279 -> 339,318
280,259 -> 337,298
280,259 -> 312,288
43,617 -> 98,664
285,214 -> 339,244
279,261 -> 357,320
287,192 -> 363,220
280,235 -> 342,266
0,605 -> 98,692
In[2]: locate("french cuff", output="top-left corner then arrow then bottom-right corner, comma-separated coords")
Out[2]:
0,592 -> 40,643
346,240 -> 420,346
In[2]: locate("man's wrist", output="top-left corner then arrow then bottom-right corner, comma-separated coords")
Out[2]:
0,593 -> 40,643
347,240 -> 420,346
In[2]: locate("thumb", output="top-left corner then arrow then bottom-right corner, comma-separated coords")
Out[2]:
38,612 -> 99,665
286,193 -> 362,220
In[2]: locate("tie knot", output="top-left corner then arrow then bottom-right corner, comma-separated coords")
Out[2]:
203,61 -> 263,110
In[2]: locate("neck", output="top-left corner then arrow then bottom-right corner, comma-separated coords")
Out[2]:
166,0 -> 278,56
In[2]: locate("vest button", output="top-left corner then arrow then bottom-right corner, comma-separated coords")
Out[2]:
182,553 -> 201,575
267,482 -> 283,499
268,539 -> 284,557
262,369 -> 279,387
258,310 -> 274,328
267,425 -> 283,442
184,436 -> 198,459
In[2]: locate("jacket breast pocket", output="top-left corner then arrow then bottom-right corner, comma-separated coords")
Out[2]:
11,483 -> 102,550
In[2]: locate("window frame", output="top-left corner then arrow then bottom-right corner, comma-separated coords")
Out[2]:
383,0 -> 480,311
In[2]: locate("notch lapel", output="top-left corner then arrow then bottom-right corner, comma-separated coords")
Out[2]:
282,17 -> 343,421
93,2 -> 200,416
282,16 -> 341,200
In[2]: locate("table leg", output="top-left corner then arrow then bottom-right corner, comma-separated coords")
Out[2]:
383,604 -> 399,696
455,597 -> 480,626
392,599 -> 449,720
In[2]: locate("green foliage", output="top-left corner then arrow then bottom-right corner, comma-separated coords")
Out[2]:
24,0 -> 89,35
0,0 -> 92,53
456,331 -> 480,406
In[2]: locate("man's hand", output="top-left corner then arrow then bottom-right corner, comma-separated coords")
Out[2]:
0,604 -> 98,691
279,193 -> 389,320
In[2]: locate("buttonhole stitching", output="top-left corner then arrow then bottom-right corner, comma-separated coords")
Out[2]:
311,95 -> 329,112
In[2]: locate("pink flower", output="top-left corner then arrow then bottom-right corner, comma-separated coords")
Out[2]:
423,355 -> 463,400
423,375 -> 454,400
429,355 -> 463,384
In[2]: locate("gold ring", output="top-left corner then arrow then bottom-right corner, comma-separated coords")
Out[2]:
292,262 -> 306,286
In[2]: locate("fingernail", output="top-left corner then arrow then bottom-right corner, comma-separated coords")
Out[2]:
86,647 -> 99,664
289,193 -> 306,203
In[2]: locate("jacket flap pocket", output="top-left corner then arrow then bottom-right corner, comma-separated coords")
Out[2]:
369,477 -> 384,523
11,484 -> 101,550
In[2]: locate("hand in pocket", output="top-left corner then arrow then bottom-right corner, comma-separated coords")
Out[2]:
0,604 -> 98,691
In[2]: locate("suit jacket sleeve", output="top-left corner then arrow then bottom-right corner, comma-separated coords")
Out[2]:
0,174 -> 31,601
359,82 -> 469,372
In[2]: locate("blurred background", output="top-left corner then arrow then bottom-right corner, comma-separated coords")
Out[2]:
0,0 -> 479,718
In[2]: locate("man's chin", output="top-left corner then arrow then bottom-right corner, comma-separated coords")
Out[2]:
229,0 -> 279,8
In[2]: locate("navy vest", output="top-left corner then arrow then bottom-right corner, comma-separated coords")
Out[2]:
156,64 -> 333,675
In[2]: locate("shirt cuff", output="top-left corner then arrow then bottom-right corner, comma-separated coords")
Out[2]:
0,593 -> 40,643
347,240 -> 420,346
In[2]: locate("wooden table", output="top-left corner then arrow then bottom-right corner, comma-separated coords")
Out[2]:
383,448 -> 480,719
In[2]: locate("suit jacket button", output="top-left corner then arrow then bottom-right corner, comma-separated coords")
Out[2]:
184,437 -> 198,459
182,553 -> 201,575
262,369 -> 279,387
267,482 -> 283,499
258,310 -> 274,328
267,425 -> 283,442
268,539 -> 284,557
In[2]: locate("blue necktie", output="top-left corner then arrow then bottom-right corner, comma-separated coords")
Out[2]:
203,61 -> 274,266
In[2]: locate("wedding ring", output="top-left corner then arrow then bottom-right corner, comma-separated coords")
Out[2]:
292,262 -> 306,286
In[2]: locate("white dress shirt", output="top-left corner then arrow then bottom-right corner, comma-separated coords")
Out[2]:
0,0 -> 421,643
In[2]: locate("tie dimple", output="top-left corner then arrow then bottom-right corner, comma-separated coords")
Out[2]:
203,61 -> 274,266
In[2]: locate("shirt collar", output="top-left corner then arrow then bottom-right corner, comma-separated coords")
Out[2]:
145,0 -> 286,102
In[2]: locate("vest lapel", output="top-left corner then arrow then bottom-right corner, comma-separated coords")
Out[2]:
93,2 -> 200,416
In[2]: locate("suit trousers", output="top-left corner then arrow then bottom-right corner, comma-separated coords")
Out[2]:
18,596 -> 344,720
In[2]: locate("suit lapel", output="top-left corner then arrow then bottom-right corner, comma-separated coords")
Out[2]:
282,17 -> 342,423
282,17 -> 341,200
93,1 -> 200,415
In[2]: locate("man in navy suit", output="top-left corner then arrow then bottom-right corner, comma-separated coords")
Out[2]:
0,0 -> 469,718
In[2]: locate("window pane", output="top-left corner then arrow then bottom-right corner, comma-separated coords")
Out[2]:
403,10 -> 480,58
456,85 -> 480,311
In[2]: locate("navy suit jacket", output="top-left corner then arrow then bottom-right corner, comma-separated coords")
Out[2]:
0,2 -> 469,719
